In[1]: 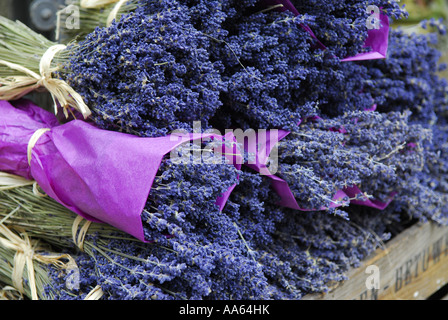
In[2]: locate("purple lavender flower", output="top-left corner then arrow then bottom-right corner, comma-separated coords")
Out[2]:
65,4 -> 226,137
288,0 -> 408,58
362,29 -> 448,124
274,110 -> 430,212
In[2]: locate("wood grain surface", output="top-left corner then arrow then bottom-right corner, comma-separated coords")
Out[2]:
303,222 -> 448,300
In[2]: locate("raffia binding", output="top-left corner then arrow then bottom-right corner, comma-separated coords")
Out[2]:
72,215 -> 92,251
0,45 -> 91,119
0,225 -> 76,300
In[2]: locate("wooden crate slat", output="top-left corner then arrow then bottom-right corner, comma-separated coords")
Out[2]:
303,222 -> 448,300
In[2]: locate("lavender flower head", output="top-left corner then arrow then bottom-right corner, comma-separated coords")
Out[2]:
65,4 -> 226,137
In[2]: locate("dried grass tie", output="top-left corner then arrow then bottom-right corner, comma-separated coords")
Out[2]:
0,225 -> 76,300
0,45 -> 91,119
72,215 -> 92,252
0,127 -> 50,196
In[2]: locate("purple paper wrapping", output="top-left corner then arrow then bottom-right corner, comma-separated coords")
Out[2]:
0,99 -> 60,180
0,100 -> 241,242
258,0 -> 389,61
245,128 -> 394,211
340,13 -> 390,62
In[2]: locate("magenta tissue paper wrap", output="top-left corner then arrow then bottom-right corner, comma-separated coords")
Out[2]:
340,12 -> 390,62
0,100 -> 240,242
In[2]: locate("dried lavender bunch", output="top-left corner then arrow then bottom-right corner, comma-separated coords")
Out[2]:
289,0 -> 407,58
273,110 -> 430,213
4,140 -> 271,300
64,4 -> 226,137
383,122 -> 448,225
43,167 -> 271,299
220,169 -> 403,299
41,168 -> 395,300
209,8 -> 389,132
0,136 -> 259,300
0,1 -> 260,133
363,28 -> 448,124
64,1 -> 408,134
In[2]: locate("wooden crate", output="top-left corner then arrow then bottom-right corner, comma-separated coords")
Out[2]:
303,222 -> 448,300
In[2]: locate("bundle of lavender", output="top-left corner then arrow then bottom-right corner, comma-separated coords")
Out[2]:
0,184 -> 151,300
268,110 -> 432,216
0,100 -> 432,300
0,0 -> 406,134
0,0 -> 447,300
0,167 -> 400,300
0,98 -> 281,299
0,98 -> 242,242
0,1 -> 255,132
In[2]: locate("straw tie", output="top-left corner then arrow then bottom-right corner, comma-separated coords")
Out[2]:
26,128 -> 52,197
72,215 -> 92,252
0,128 -> 51,196
0,45 -> 91,119
0,225 -> 75,300
106,0 -> 128,26
27,128 -> 51,166
84,285 -> 104,300
79,0 -> 126,26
